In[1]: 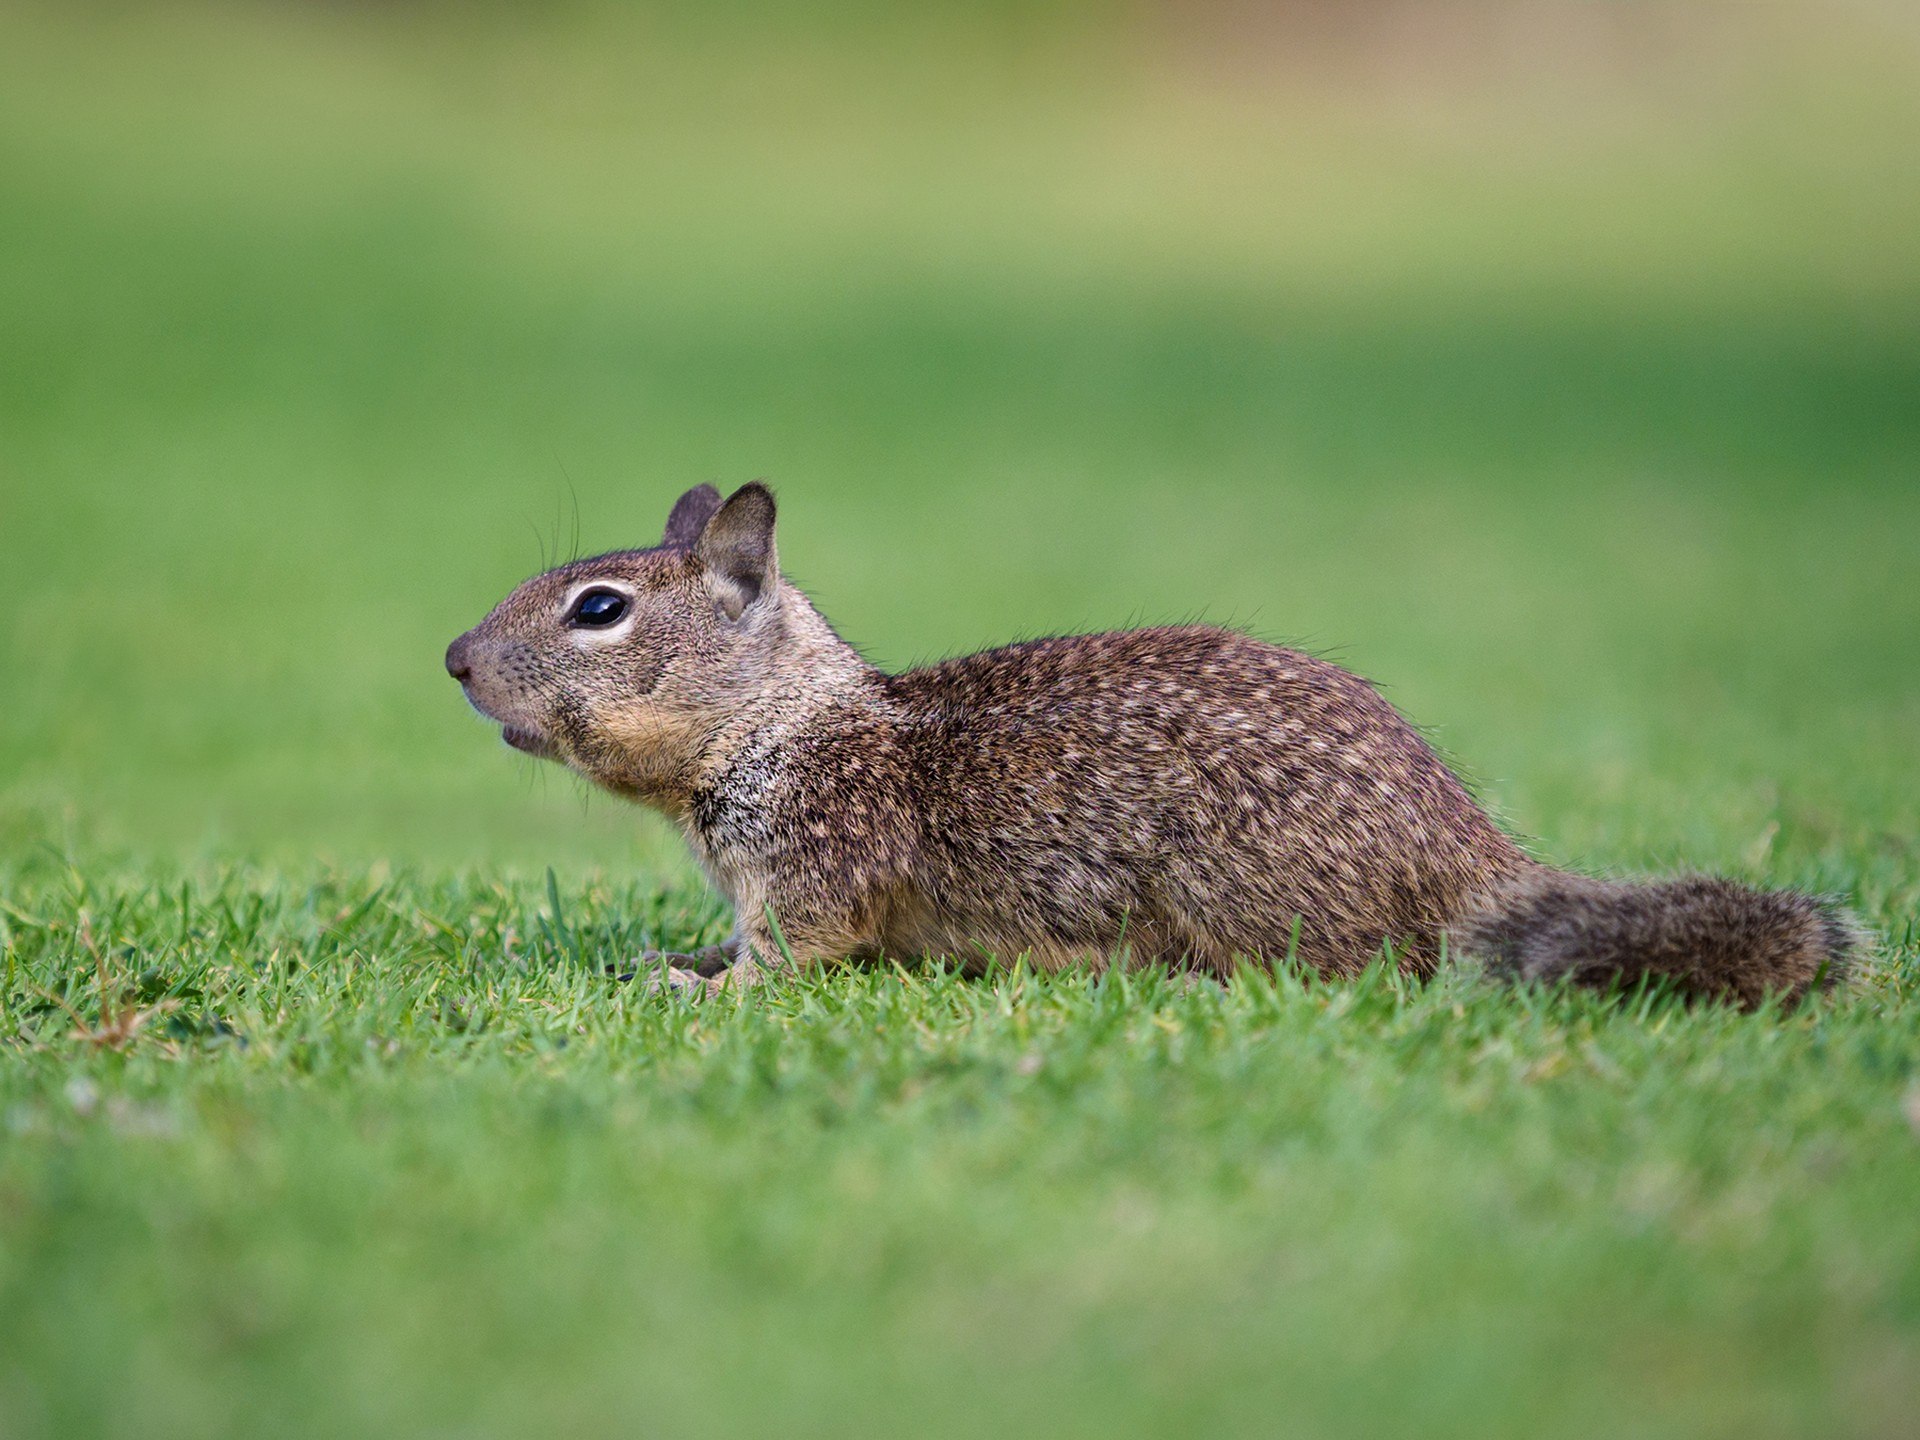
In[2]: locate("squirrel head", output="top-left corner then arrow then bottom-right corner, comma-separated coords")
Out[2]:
447,482 -> 845,804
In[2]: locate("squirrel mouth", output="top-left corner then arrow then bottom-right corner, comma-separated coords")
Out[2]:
501,724 -> 557,758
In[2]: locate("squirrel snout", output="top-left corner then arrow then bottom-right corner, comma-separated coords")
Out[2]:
445,635 -> 474,683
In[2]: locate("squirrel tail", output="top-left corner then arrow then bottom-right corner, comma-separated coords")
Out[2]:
1448,868 -> 1864,1007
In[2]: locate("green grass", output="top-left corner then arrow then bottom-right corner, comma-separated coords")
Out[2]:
2,2 -> 1918,1436
3,864 -> 1917,1439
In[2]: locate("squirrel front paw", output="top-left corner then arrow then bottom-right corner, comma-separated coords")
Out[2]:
617,958 -> 721,999
654,965 -> 720,998
606,945 -> 733,986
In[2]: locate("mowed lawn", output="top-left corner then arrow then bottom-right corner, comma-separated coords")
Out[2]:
1,4 -> 1917,1437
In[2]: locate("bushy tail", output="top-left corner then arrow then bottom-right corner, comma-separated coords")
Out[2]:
1449,869 -> 1863,1007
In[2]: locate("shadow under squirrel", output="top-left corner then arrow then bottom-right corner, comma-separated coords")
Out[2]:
447,483 -> 1861,1003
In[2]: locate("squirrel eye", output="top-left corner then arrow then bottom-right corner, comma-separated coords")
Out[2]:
569,588 -> 629,628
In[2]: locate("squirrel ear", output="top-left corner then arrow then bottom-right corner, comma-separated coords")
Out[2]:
694,482 -> 778,621
661,484 -> 724,548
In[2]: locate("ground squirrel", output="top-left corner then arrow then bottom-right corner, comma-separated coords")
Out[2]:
446,483 -> 1861,1003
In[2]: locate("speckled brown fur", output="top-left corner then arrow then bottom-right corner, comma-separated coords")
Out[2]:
446,483 -> 1861,1004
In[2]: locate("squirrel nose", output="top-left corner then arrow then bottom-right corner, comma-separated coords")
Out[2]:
445,635 -> 473,682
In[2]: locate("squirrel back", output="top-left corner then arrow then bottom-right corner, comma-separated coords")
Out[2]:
447,483 -> 1862,1003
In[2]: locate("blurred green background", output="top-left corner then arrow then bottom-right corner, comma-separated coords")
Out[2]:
3,8 -> 1919,1439
1,0 -> 1915,883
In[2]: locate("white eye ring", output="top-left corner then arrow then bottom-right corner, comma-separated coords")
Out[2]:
561,580 -> 637,640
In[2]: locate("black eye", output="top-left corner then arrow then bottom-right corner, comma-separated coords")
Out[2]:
569,588 -> 629,628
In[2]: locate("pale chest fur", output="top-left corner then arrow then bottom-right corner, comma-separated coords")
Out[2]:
680,727 -> 788,908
